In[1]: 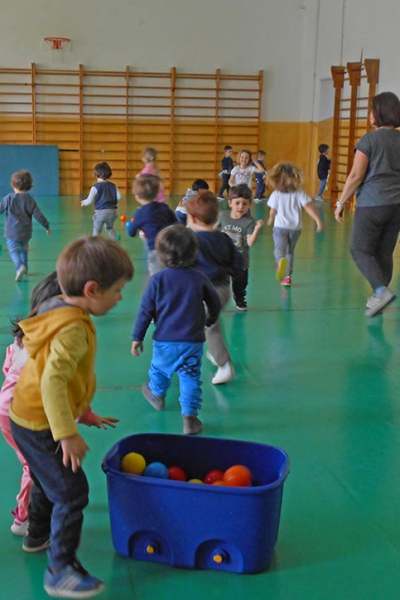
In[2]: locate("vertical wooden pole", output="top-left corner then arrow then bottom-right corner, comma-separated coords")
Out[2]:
125,66 -> 130,195
169,67 -> 176,196
78,64 -> 84,195
346,62 -> 362,174
330,66 -> 345,201
31,63 -> 36,144
214,68 -> 221,193
256,70 -> 264,152
364,59 -> 380,132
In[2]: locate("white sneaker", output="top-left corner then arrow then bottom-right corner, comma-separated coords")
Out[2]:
206,352 -> 218,367
217,196 -> 225,202
254,197 -> 264,204
212,361 -> 234,385
11,520 -> 29,536
15,265 -> 27,282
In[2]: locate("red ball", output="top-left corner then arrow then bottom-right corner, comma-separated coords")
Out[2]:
212,480 -> 227,486
204,469 -> 225,485
168,466 -> 187,481
223,465 -> 252,487
120,214 -> 127,222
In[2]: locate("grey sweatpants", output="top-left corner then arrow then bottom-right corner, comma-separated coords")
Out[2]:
273,227 -> 301,276
206,284 -> 231,367
147,250 -> 162,276
92,209 -> 118,239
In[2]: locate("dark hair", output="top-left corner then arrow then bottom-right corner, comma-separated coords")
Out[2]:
257,149 -> 266,157
12,271 -> 61,341
267,162 -> 303,193
156,224 -> 198,268
371,92 -> 400,128
319,144 -> 329,154
143,147 -> 157,161
229,184 -> 253,202
186,191 -> 218,225
224,145 -> 233,152
57,236 -> 134,296
191,179 -> 209,192
134,174 -> 160,202
12,170 -> 32,191
94,162 -> 112,179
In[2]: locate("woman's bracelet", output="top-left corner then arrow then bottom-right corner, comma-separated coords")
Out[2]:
336,199 -> 346,209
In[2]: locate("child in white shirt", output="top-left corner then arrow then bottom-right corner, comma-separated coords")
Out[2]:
267,163 -> 323,287
229,149 -> 263,188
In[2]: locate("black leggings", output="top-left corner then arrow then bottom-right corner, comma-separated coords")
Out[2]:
350,204 -> 400,290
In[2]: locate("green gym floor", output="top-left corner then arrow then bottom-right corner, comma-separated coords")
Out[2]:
1,197 -> 400,600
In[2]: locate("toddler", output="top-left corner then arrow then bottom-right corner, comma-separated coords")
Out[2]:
0,170 -> 50,281
131,224 -> 221,434
316,144 -> 331,200
218,145 -> 234,199
229,149 -> 263,188
138,146 -> 165,202
81,161 -> 121,239
175,178 -> 209,225
126,175 -> 176,275
219,184 -> 263,310
267,162 -> 323,286
253,149 -> 267,203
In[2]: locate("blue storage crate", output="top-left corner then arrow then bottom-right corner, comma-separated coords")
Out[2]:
102,433 -> 289,574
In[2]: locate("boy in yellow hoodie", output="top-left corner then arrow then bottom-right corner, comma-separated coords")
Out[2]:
9,236 -> 134,599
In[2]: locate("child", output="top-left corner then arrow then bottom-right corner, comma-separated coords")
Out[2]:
316,144 -> 331,200
187,191 -> 243,384
218,145 -> 234,200
126,175 -> 176,275
0,271 -> 117,538
138,146 -> 165,202
81,161 -> 121,239
219,185 -> 264,310
131,224 -> 221,434
9,237 -> 133,598
229,149 -> 263,189
0,170 -> 50,281
175,179 -> 209,225
267,162 -> 323,286
253,149 -> 267,203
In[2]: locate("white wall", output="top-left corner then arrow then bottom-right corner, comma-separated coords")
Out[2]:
0,0 -> 319,122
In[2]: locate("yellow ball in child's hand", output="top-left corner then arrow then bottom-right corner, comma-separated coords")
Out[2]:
121,452 -> 146,475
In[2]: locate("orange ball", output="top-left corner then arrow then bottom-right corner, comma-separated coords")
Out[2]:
120,214 -> 127,222
223,465 -> 252,487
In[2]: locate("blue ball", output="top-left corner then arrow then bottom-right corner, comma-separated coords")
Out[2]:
144,462 -> 169,479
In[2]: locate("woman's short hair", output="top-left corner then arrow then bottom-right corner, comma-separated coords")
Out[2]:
372,92 -> 400,128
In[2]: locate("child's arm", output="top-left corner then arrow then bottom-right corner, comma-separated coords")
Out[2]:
29,197 -> 50,233
267,208 -> 277,226
116,187 -> 121,201
126,210 -> 142,238
228,167 -> 237,187
304,202 -> 323,231
203,280 -> 222,327
79,408 -> 119,429
247,220 -> 264,247
253,161 -> 265,173
131,279 -> 157,355
0,195 -> 10,214
81,186 -> 97,207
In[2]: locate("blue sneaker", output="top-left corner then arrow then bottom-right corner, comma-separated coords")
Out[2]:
44,562 -> 104,598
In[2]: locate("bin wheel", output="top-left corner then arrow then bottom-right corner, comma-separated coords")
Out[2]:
213,553 -> 224,565
146,544 -> 157,555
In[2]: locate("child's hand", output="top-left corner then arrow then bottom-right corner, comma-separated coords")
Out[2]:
60,433 -> 89,473
139,230 -> 146,240
131,341 -> 143,356
255,219 -> 264,229
80,201 -> 86,207
316,222 -> 324,233
89,414 -> 119,429
267,218 -> 274,227
46,228 -> 51,235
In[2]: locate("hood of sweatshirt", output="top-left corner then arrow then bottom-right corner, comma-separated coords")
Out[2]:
19,303 -> 95,359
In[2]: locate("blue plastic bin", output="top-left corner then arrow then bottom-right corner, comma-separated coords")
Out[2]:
102,433 -> 289,574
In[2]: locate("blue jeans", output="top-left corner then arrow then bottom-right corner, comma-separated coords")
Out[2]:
255,176 -> 265,199
148,341 -> 203,416
318,178 -> 327,197
6,239 -> 29,271
10,421 -> 89,570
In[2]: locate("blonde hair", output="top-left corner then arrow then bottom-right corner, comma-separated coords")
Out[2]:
267,162 -> 303,193
143,147 -> 157,162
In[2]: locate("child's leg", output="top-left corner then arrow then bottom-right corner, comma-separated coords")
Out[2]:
147,250 -> 161,276
317,178 -> 327,197
287,230 -> 301,275
175,343 -> 203,416
205,285 -> 231,366
219,176 -> 229,197
0,415 -> 32,524
255,179 -> 265,199
19,242 -> 29,270
11,422 -> 89,570
92,210 -> 105,236
103,209 -> 118,240
148,341 -> 174,398
6,239 -> 22,270
232,270 -> 249,306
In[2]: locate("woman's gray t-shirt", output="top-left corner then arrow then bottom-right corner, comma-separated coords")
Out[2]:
356,128 -> 400,207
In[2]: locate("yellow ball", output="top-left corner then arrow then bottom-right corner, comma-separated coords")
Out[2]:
121,452 -> 146,475
188,478 -> 203,484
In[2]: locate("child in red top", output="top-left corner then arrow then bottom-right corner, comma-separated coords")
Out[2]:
138,147 -> 166,202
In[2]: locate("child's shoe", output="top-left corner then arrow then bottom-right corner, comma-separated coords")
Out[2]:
183,416 -> 202,435
10,519 -> 29,537
44,561 -> 104,599
276,258 -> 288,281
364,288 -> 396,317
235,300 -> 247,311
22,533 -> 50,553
212,361 -> 234,385
281,275 -> 292,287
15,265 -> 27,282
142,384 -> 165,411
217,196 -> 225,202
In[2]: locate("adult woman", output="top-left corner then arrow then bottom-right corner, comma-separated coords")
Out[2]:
335,92 -> 400,317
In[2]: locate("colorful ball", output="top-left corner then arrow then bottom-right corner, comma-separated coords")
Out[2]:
120,452 -> 146,475
144,461 -> 169,479
168,466 -> 187,481
203,469 -> 225,485
188,479 -> 203,484
223,465 -> 252,487
212,480 -> 227,486
120,214 -> 127,222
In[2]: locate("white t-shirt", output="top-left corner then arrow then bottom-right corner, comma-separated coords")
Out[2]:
230,165 -> 256,187
267,190 -> 311,230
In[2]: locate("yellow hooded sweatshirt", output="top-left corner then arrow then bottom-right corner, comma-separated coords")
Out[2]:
10,305 -> 96,441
